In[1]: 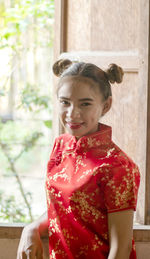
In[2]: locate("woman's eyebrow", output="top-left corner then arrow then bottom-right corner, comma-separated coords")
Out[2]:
59,97 -> 70,100
58,97 -> 94,101
79,98 -> 94,102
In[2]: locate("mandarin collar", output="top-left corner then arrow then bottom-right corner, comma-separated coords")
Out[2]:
67,123 -> 112,152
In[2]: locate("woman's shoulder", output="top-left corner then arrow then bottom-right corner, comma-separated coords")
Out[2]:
110,141 -> 139,173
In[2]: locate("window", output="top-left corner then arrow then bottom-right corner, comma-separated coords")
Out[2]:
0,0 -> 54,223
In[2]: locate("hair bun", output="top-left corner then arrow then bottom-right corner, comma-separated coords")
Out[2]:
106,64 -> 124,84
52,59 -> 72,77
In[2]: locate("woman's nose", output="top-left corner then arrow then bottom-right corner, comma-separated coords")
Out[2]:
67,106 -> 80,119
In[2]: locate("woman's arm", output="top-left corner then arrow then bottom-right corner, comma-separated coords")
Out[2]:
108,209 -> 134,259
17,212 -> 48,259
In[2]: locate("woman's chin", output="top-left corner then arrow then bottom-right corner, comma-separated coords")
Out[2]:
64,127 -> 82,138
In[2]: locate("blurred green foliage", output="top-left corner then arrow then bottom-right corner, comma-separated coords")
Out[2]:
0,0 -> 54,50
0,0 -> 54,223
0,190 -> 32,223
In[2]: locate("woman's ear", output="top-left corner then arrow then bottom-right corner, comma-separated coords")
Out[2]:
102,96 -> 112,116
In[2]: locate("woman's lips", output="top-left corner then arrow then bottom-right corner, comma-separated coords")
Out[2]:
66,122 -> 83,129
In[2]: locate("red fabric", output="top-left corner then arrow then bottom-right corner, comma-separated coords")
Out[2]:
46,123 -> 140,259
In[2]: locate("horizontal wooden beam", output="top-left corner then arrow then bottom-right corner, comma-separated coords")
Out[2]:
133,225 -> 150,242
0,224 -> 150,242
59,51 -> 139,72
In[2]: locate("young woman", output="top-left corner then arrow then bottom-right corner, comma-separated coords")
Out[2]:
17,59 -> 140,259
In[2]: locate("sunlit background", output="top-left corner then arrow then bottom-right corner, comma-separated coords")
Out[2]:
0,0 -> 54,222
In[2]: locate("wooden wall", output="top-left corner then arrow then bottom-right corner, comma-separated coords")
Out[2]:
54,0 -> 150,225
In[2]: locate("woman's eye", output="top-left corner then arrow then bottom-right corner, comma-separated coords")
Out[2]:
60,100 -> 69,105
81,102 -> 91,106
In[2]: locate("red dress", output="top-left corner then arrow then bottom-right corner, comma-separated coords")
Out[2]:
46,123 -> 140,259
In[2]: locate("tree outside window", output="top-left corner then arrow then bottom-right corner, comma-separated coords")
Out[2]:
0,0 -> 54,223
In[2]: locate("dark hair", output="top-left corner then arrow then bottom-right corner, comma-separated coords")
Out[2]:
52,59 -> 124,100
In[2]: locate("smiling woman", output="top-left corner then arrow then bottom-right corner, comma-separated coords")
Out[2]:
57,77 -> 112,138
17,59 -> 140,259
54,59 -> 122,140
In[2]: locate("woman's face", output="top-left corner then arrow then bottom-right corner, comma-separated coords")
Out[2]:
57,77 -> 111,139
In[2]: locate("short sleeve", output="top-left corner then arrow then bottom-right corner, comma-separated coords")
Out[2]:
104,161 -> 140,213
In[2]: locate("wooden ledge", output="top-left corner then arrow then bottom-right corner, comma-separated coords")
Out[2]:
0,224 -> 150,242
0,223 -> 25,239
133,225 -> 150,242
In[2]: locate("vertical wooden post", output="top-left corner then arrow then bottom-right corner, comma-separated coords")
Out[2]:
145,0 -> 150,225
60,0 -> 68,53
52,0 -> 68,139
54,0 -> 68,58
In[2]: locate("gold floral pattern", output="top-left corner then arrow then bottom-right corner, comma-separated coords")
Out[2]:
46,123 -> 140,259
